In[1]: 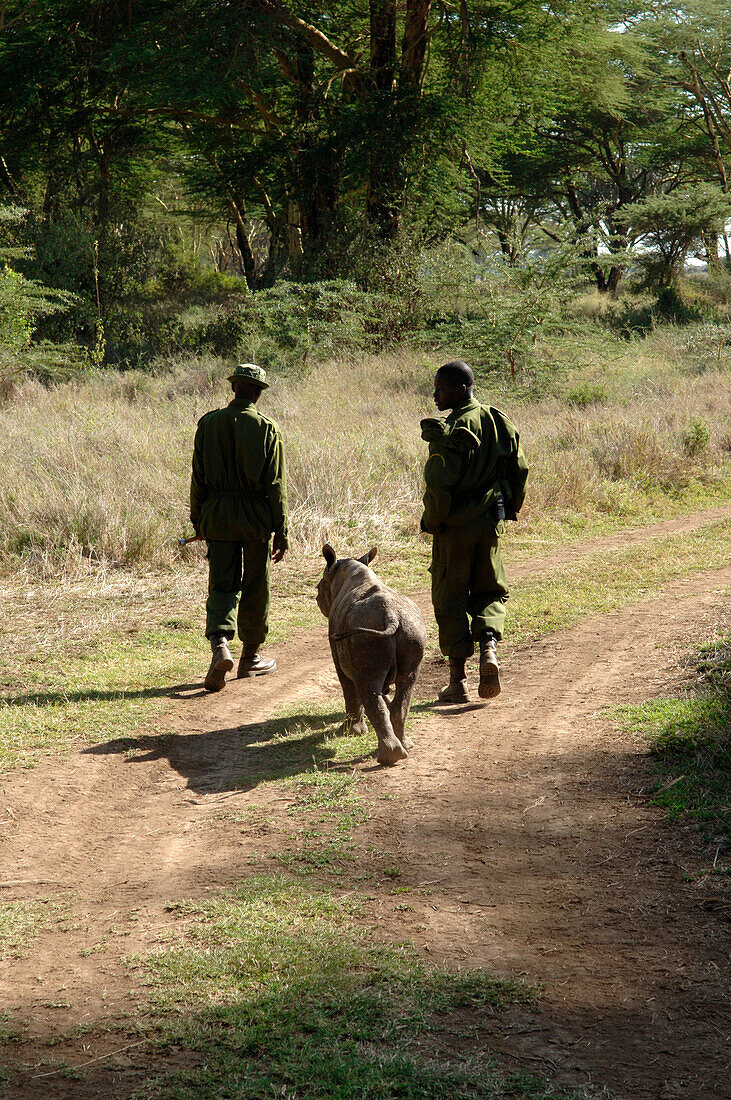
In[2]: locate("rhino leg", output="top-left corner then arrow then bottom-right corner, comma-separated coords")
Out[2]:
389,668 -> 418,750
361,687 -> 408,765
331,644 -> 367,736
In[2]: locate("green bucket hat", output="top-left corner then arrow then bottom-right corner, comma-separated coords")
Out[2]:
227,362 -> 269,389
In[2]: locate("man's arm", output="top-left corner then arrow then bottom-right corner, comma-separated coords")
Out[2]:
263,425 -> 289,556
190,420 -> 207,535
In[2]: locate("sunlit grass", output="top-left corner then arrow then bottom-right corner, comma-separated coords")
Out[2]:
128,874 -> 591,1100
2,519 -> 728,773
0,899 -> 59,960
506,518 -> 731,643
1,329 -> 730,574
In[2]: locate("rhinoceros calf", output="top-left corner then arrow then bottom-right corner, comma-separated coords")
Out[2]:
316,544 -> 427,765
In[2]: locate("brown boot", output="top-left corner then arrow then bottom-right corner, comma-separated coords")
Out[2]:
204,637 -> 234,692
237,642 -> 276,678
478,633 -> 501,699
437,658 -> 470,703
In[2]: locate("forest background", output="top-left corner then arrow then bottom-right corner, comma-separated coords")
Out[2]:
1,0 -> 731,570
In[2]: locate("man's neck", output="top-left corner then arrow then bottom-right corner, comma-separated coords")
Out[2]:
448,395 -> 478,414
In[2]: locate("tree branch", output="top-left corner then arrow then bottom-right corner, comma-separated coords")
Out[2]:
256,0 -> 359,73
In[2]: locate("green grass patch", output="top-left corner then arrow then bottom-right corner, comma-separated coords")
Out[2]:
130,874 -> 586,1100
615,633 -> 730,852
239,703 -> 375,875
507,518 -> 731,643
0,624 -> 203,771
0,899 -> 57,959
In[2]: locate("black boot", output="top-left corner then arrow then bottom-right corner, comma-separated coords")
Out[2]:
478,632 -> 501,699
437,657 -> 470,703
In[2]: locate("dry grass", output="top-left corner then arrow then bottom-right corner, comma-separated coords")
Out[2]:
0,330 -> 730,578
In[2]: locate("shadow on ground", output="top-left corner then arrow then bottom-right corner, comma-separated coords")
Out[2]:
83,708 -> 376,792
2,682 -> 205,707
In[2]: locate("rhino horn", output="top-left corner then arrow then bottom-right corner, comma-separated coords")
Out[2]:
323,543 -> 337,569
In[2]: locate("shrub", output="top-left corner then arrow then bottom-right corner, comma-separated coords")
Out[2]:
167,280 -> 395,372
682,417 -> 710,457
564,381 -> 608,407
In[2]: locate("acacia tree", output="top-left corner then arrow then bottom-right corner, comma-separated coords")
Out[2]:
623,184 -> 731,289
1,0 -> 612,285
637,1 -> 731,263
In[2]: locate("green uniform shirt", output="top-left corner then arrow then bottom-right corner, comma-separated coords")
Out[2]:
421,398 -> 528,534
190,397 -> 289,550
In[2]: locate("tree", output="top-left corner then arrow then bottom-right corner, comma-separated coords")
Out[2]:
0,206 -> 79,387
624,184 -> 731,289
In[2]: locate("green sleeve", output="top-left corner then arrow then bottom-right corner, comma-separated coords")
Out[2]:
263,426 -> 289,551
506,437 -> 529,516
421,442 -> 464,533
190,420 -> 207,534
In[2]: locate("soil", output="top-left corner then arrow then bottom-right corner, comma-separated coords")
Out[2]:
1,508 -> 729,1099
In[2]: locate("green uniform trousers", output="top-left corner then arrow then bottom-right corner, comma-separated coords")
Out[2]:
205,538 -> 271,644
431,514 -> 508,659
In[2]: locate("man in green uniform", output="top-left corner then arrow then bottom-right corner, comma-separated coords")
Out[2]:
421,360 -> 528,703
190,363 -> 289,692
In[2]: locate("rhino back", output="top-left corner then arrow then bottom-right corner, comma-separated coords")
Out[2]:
330,589 -> 398,635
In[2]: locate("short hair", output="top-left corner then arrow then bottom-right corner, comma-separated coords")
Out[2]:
436,360 -> 474,389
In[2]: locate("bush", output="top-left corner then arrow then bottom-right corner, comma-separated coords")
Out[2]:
165,280 -> 398,372
564,381 -> 608,407
682,417 -> 710,457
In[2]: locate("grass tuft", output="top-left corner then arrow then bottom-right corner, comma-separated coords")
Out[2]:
616,632 -> 730,850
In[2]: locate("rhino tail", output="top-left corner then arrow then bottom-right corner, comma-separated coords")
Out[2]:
330,622 -> 399,642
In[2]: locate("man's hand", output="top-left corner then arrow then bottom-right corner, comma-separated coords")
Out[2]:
272,547 -> 286,564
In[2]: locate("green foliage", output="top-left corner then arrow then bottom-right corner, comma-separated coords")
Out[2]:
625,186 -> 731,291
3,1 -> 731,361
0,206 -> 85,391
682,417 -> 710,457
166,281 -> 403,372
0,266 -> 33,350
564,381 -> 608,407
415,235 -> 591,383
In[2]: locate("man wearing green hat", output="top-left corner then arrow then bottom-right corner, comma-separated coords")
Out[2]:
190,363 -> 289,691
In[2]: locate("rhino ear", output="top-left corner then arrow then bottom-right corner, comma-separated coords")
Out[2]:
359,545 -> 377,566
323,543 -> 337,569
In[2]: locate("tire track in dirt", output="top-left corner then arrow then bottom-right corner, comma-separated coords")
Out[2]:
507,503 -> 731,582
0,508 -> 729,1097
364,565 -> 731,1099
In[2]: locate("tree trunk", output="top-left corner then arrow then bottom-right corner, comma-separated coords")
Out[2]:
365,0 -> 431,238
607,264 -> 622,297
400,0 -> 431,92
593,262 -> 622,296
701,229 -> 721,270
365,0 -> 398,237
235,224 -> 257,288
370,0 -> 396,90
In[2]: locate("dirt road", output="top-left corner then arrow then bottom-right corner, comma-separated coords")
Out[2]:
1,509 -> 729,1098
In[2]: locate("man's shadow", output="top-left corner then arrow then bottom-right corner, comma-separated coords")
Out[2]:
4,682 -> 205,707
83,708 -> 374,794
